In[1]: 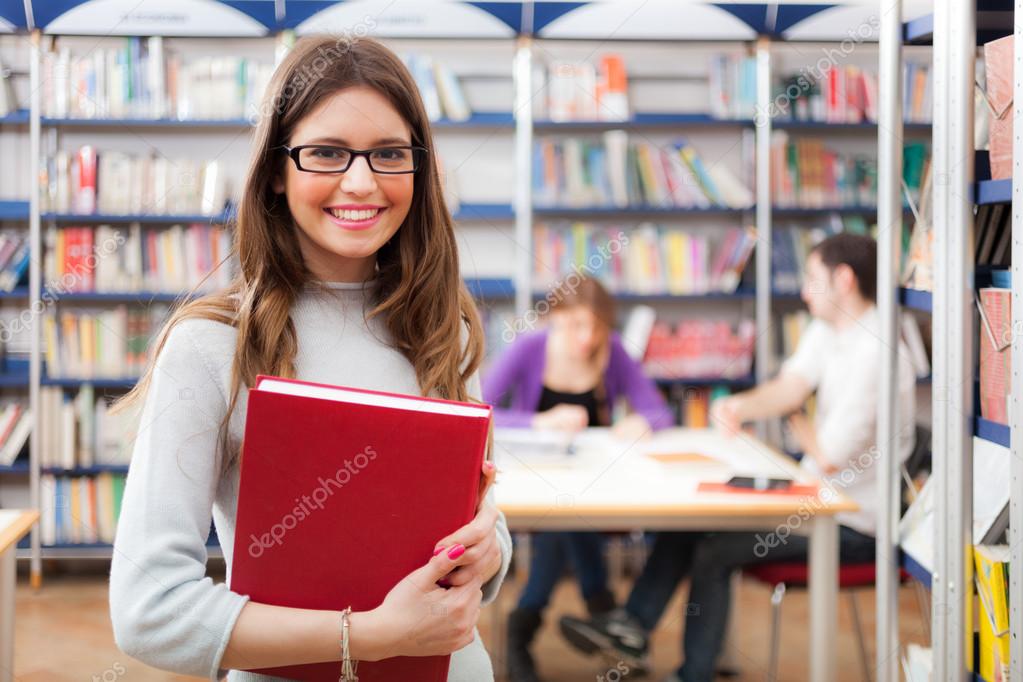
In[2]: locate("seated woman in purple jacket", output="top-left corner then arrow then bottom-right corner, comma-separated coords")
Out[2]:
483,276 -> 673,682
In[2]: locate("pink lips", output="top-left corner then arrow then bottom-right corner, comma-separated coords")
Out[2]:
323,206 -> 386,231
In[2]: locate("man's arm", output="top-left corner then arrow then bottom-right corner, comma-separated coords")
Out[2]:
710,371 -> 813,434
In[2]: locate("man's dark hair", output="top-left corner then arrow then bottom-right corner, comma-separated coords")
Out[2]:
810,233 -> 877,302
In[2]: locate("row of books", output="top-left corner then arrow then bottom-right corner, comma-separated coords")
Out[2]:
402,53 -> 473,122
39,472 -> 126,546
711,54 -> 932,124
44,223 -> 234,294
770,132 -> 878,208
779,310 -> 811,360
43,305 -> 170,380
0,231 -> 31,292
772,225 -> 836,294
544,55 -> 630,122
643,319 -> 755,380
975,203 -> 1013,268
41,146 -> 232,216
0,403 -> 32,466
534,132 -> 753,209
901,163 -> 933,292
975,544 -> 1011,682
39,385 -> 138,470
532,223 -> 757,296
41,37 -> 274,120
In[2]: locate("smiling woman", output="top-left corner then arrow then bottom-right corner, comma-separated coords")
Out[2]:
106,36 -> 511,682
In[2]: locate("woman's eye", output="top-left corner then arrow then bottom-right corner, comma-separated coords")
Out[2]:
375,149 -> 405,160
312,148 -> 342,159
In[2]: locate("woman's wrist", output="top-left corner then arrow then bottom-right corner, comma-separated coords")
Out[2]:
347,607 -> 391,662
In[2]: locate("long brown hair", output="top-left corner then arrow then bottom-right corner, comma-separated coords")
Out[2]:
114,36 -> 485,470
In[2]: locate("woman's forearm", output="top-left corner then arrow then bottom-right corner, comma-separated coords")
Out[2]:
220,601 -> 389,670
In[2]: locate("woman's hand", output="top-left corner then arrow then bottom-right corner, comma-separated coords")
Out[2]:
432,503 -> 502,589
611,413 -> 652,441
532,404 -> 588,432
361,548 -> 484,659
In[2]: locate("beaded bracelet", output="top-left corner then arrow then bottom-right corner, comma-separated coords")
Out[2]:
340,606 -> 359,682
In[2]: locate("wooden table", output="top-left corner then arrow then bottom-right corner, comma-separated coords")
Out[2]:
493,427 -> 858,682
0,510 -> 37,682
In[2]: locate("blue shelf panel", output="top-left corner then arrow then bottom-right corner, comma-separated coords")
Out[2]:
0,461 -> 29,474
0,110 -> 29,125
432,112 -> 515,128
0,371 -> 29,387
975,178 -> 1012,205
464,277 -> 515,299
530,290 -> 800,303
901,552 -> 931,589
0,200 -> 29,220
899,287 -> 932,313
452,203 -> 515,221
43,211 -> 234,224
533,205 -> 751,217
774,120 -> 931,132
975,416 -> 1010,448
44,291 -> 188,302
534,113 -> 752,130
42,377 -> 139,389
655,375 -> 756,387
42,117 -> 252,128
903,14 -> 933,44
773,205 -> 881,216
42,465 -> 130,475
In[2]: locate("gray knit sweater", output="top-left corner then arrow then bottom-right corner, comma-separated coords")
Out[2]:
109,280 -> 512,681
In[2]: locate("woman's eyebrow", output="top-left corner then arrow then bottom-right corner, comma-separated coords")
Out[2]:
305,135 -> 412,146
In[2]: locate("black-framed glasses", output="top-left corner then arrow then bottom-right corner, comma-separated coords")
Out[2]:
277,144 -> 428,174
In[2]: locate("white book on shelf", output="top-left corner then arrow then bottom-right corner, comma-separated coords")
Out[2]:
41,474 -> 56,547
433,60 -> 471,122
706,164 -> 753,209
76,384 -> 95,469
621,305 -> 656,362
61,396 -> 75,470
603,130 -> 630,207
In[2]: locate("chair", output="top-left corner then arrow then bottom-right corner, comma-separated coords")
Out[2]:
742,425 -> 932,682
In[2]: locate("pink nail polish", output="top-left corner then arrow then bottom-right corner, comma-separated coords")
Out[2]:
447,544 -> 466,560
484,462 -> 495,471
433,546 -> 446,557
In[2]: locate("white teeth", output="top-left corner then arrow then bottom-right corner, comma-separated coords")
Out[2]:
329,208 -> 381,221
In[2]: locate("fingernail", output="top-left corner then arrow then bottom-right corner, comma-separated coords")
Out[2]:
484,462 -> 495,471
447,544 -> 466,559
433,546 -> 446,557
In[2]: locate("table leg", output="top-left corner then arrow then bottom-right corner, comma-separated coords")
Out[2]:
0,547 -> 14,682
809,515 -> 838,682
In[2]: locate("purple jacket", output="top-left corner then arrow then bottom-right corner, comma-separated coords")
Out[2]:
482,329 -> 674,430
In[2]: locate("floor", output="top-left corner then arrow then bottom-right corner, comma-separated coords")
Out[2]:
11,563 -> 930,681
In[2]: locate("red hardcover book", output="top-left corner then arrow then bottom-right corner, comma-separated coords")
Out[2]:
230,375 -> 493,681
979,287 -> 1011,424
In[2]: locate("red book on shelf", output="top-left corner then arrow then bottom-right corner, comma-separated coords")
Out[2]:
230,375 -> 493,682
75,146 -> 98,215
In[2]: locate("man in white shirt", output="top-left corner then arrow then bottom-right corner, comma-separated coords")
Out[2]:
560,233 -> 916,682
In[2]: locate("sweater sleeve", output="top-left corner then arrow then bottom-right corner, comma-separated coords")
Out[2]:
481,334 -> 539,428
467,370 -> 512,605
609,336 -> 675,431
109,319 -> 249,681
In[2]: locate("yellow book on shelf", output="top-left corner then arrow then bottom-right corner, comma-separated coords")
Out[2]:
974,544 -> 1010,682
80,315 -> 95,377
664,231 -> 685,294
69,477 -> 81,545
